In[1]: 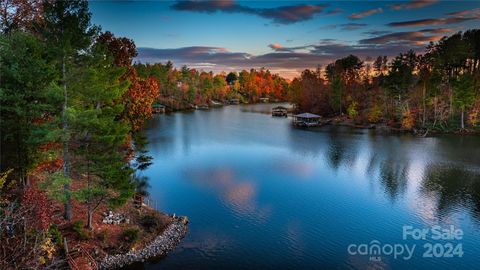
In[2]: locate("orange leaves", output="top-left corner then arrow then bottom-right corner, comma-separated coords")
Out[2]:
122,68 -> 159,131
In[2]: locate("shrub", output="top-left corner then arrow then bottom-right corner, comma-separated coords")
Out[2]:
402,108 -> 415,130
140,214 -> 159,231
367,104 -> 382,123
122,228 -> 140,243
347,101 -> 358,121
72,220 -> 89,240
48,224 -> 62,247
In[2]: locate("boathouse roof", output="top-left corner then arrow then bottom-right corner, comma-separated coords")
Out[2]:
294,112 -> 320,118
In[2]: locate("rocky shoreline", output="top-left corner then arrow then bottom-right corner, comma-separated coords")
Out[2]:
99,216 -> 189,269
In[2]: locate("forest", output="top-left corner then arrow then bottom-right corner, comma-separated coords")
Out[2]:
0,0 -> 479,268
289,30 -> 480,133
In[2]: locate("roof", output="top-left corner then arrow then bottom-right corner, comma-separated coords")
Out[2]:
152,104 -> 165,108
273,106 -> 288,110
294,112 -> 320,118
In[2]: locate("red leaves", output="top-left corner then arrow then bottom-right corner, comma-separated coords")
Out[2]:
34,159 -> 63,174
122,68 -> 160,130
22,187 -> 53,231
97,31 -> 137,67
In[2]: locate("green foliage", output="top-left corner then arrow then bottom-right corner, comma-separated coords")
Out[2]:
122,227 -> 140,243
453,74 -> 475,111
40,173 -> 71,203
140,214 -> 159,231
347,101 -> 359,121
48,224 -> 63,247
72,220 -> 89,240
0,31 -> 60,182
330,77 -> 343,114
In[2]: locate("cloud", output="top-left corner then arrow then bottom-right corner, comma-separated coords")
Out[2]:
136,39 -> 425,79
419,28 -> 453,34
390,0 -> 438,10
268,43 -> 282,50
170,0 -> 327,24
325,8 -> 344,15
446,8 -> 480,17
340,23 -> 367,30
387,16 -> 478,27
268,43 -> 313,52
363,30 -> 393,36
359,31 -> 443,45
349,8 -> 383,19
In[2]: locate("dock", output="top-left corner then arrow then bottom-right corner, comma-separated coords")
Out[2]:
272,106 -> 288,117
293,112 -> 322,127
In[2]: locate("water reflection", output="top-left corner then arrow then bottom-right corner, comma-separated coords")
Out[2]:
379,160 -> 409,202
185,167 -> 271,221
141,104 -> 480,270
422,165 -> 480,221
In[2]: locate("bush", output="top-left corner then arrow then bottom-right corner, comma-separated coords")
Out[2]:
367,104 -> 382,123
48,224 -> 62,247
347,101 -> 358,121
122,228 -> 140,243
140,214 -> 159,231
72,220 -> 89,240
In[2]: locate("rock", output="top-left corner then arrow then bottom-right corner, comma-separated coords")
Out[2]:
99,216 -> 189,270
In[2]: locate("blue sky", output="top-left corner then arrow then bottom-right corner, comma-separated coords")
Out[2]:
89,1 -> 480,78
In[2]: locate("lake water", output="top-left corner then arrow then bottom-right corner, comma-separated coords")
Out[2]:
132,103 -> 480,270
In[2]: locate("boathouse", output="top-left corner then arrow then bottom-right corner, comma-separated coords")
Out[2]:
293,113 -> 321,127
272,106 -> 288,117
152,104 -> 166,113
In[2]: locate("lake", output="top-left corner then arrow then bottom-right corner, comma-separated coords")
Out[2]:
131,103 -> 480,270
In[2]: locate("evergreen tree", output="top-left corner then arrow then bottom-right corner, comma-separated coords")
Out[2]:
39,0 -> 97,220
0,31 -> 60,186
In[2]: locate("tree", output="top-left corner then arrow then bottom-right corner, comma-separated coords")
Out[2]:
98,31 -> 160,131
0,31 -> 59,186
0,0 -> 43,33
40,0 -> 98,220
70,43 -> 133,230
453,74 -> 476,129
226,72 -> 237,85
97,31 -> 137,67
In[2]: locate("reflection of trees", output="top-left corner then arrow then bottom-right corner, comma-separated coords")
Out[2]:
422,165 -> 480,220
325,128 -> 358,171
379,160 -> 409,202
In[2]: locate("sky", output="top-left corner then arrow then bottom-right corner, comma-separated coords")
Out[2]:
89,0 -> 480,79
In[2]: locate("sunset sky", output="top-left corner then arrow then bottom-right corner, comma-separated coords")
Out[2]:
90,0 -> 480,79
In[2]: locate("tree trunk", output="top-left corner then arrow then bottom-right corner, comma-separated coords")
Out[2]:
461,108 -> 465,130
87,209 -> 93,230
62,55 -> 72,221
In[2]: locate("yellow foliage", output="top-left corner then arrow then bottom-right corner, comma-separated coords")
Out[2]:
0,169 -> 13,189
367,104 -> 382,123
40,237 -> 56,262
468,109 -> 478,127
347,101 -> 358,120
402,108 -> 415,130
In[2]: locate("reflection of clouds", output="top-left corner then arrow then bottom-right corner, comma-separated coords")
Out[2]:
181,230 -> 231,259
185,167 -> 271,221
275,160 -> 314,178
285,220 -> 306,259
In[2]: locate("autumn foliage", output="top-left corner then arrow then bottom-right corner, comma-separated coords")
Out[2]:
22,187 -> 53,231
122,68 -> 159,130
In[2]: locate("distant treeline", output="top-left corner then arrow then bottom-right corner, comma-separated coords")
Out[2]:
290,29 -> 480,132
134,63 -> 290,109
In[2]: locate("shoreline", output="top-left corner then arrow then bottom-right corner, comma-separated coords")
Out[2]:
99,215 -> 189,269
